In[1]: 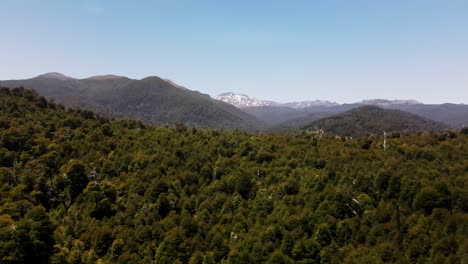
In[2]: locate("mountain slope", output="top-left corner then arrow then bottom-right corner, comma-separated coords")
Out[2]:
268,112 -> 336,133
0,73 -> 263,131
304,105 -> 448,137
215,92 -> 341,127
241,106 -> 312,125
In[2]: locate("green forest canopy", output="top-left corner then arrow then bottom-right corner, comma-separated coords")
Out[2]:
0,87 -> 467,263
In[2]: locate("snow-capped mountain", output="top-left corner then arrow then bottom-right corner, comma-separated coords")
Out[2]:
214,92 -> 337,109
214,92 -> 278,108
359,99 -> 423,106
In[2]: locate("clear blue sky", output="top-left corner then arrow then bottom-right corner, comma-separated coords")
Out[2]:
1,0 -> 467,104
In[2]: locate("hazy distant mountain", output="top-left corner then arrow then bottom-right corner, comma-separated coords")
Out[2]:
283,100 -> 339,108
359,99 -> 423,106
217,92 -> 467,129
215,92 -> 338,109
241,106 -> 312,125
85,74 -> 125,80
37,72 -> 75,81
379,104 -> 468,129
215,92 -> 340,127
267,112 -> 336,133
216,92 -> 423,110
304,105 -> 448,137
0,73 -> 264,131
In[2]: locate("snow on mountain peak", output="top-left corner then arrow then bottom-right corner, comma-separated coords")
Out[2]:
215,92 -> 338,109
215,93 -> 277,108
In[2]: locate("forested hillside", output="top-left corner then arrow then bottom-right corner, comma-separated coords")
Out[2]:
0,87 -> 467,263
304,106 -> 448,137
242,103 -> 468,131
0,74 -> 263,131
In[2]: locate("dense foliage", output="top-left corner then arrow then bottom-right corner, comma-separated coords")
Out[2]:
0,87 -> 467,263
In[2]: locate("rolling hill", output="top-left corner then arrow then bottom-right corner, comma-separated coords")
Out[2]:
304,105 -> 448,137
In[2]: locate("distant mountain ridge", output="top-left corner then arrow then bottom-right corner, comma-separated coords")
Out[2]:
304,105 -> 448,137
216,92 -> 422,109
37,72 -> 74,80
359,99 -> 423,106
284,100 -> 339,108
216,92 -> 468,129
214,92 -> 338,108
0,73 -> 264,131
2,74 -> 467,133
215,92 -> 278,107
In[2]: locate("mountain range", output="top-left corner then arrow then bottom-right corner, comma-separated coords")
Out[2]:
215,92 -> 468,129
0,73 -> 264,131
1,73 -> 467,135
215,92 -> 339,108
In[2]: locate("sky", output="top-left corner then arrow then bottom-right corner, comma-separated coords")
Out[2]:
0,0 -> 467,104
